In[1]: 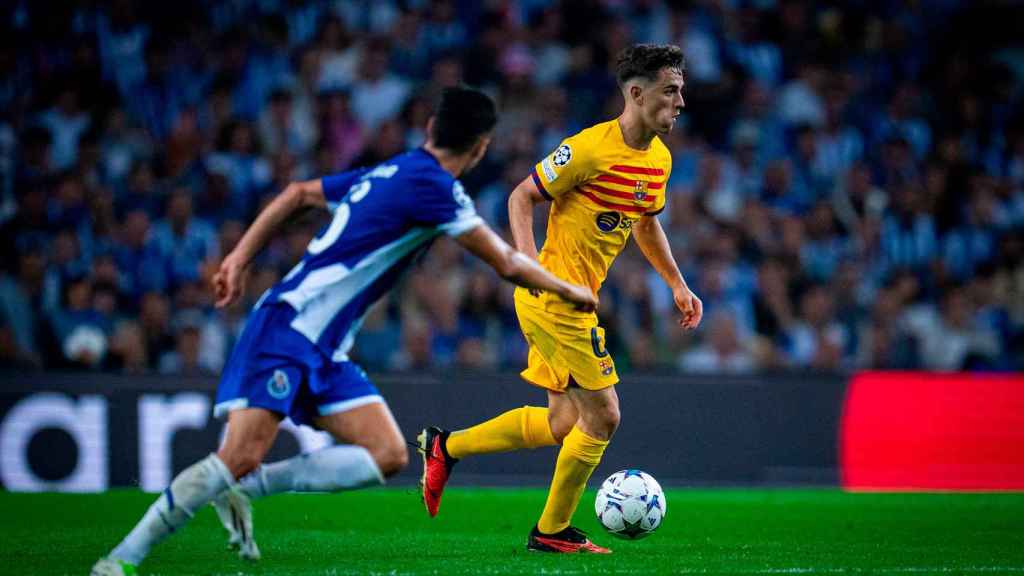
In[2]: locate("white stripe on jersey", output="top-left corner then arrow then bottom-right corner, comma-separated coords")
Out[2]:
283,226 -> 439,356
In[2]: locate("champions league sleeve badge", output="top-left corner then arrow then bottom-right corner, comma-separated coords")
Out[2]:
553,144 -> 572,166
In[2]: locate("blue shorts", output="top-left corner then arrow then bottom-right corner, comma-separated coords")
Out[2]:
214,303 -> 382,427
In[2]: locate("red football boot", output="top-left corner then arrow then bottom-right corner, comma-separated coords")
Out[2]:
527,525 -> 612,554
417,426 -> 457,517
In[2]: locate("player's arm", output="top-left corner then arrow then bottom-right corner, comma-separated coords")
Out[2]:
632,214 -> 702,329
455,224 -> 597,312
507,175 -> 548,259
511,135 -> 591,259
213,179 -> 326,307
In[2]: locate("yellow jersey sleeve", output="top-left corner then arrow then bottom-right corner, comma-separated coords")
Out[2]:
531,133 -> 596,200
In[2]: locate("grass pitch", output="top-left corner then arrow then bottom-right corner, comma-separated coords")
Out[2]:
2,488 -> 1022,575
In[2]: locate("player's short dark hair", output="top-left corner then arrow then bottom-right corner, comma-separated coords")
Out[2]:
615,44 -> 686,86
430,86 -> 497,154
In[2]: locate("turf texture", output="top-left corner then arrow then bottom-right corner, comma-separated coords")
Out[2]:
2,488 -> 1022,575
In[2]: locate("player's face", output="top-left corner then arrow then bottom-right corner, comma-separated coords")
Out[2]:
642,68 -> 685,136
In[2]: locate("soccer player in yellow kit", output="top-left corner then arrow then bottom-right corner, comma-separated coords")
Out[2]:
419,44 -> 703,553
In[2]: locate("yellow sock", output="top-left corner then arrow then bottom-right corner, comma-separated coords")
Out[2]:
537,426 -> 608,534
446,406 -> 557,460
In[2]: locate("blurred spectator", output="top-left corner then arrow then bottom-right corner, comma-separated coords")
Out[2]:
349,37 -> 409,130
38,83 -> 92,171
115,209 -> 167,299
903,285 -> 1000,371
158,310 -> 213,375
151,189 -> 219,287
48,274 -> 109,368
259,88 -> 316,157
678,310 -> 756,374
784,284 -> 847,369
0,249 -> 47,367
206,120 -> 272,218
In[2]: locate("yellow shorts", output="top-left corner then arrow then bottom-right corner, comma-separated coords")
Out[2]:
514,297 -> 619,392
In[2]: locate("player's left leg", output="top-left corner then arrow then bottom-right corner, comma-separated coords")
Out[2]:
528,382 -> 617,554
230,357 -> 400,501
93,408 -> 280,575
313,400 -> 408,477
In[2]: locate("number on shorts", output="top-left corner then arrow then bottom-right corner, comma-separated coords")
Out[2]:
591,327 -> 608,358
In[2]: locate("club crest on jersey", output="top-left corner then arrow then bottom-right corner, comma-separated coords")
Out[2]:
599,359 -> 614,376
634,180 -> 648,201
553,144 -> 572,166
595,211 -> 621,232
267,369 -> 291,399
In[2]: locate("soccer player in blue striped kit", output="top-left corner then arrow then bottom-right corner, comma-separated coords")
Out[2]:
92,87 -> 597,575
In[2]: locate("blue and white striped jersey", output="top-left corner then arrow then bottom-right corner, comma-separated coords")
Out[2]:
257,148 -> 482,362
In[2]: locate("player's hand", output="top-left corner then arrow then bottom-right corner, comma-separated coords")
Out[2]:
673,285 -> 703,330
563,284 -> 598,313
213,253 -> 249,308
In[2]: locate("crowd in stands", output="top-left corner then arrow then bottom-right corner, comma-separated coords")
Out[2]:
1,0 -> 1021,375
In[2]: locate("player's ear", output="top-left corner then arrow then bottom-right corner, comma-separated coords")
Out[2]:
629,84 -> 644,105
425,116 -> 437,143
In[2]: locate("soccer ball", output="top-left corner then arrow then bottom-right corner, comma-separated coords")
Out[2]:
594,469 -> 666,539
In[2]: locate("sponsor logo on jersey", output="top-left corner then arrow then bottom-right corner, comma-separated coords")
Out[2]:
553,144 -> 572,166
595,211 -> 621,232
267,369 -> 292,399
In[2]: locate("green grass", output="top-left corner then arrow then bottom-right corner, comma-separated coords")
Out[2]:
2,488 -> 1023,575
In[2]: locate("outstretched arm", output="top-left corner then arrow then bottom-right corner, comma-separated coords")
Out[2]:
213,180 -> 326,308
455,224 -> 597,312
632,214 -> 702,330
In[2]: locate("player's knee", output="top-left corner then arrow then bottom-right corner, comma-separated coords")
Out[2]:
218,448 -> 262,480
603,404 -> 621,431
371,443 -> 408,477
585,405 -> 620,440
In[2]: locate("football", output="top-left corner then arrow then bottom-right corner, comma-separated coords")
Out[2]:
595,469 -> 666,539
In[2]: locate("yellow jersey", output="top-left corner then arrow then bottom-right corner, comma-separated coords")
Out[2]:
514,119 -> 672,316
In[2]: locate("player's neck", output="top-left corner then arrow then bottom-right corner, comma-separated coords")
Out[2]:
617,113 -> 655,151
422,143 -> 468,177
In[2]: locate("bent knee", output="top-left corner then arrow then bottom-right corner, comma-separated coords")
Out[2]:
217,449 -> 262,480
602,405 -> 621,431
581,406 -> 620,441
371,443 -> 408,477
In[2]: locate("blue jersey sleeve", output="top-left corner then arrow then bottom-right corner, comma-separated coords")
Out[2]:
415,179 -> 483,237
320,168 -> 369,211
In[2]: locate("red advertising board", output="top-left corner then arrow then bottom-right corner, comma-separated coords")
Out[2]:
841,371 -> 1024,490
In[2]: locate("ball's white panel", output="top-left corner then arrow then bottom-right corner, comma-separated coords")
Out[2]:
620,496 -> 646,524
600,505 -> 625,531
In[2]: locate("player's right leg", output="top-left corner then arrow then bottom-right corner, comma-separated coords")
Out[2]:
419,391 -> 575,517
209,408 -> 283,561
91,408 -> 279,575
420,302 -> 579,517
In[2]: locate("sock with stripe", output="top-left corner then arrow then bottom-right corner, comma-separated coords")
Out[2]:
110,454 -> 233,565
